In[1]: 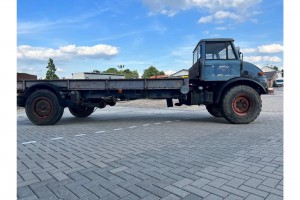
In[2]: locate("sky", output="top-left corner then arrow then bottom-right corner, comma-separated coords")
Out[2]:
17,0 -> 283,79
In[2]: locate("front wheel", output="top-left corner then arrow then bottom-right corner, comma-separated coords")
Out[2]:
221,85 -> 262,124
68,106 -> 94,117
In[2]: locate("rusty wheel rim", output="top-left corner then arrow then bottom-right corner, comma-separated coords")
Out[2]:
232,95 -> 252,116
32,97 -> 53,118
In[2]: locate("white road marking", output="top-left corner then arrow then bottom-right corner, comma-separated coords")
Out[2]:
114,128 -> 122,131
22,141 -> 37,145
142,124 -> 150,126
129,126 -> 137,129
154,123 -> 161,125
51,137 -> 63,140
96,131 -> 106,133
75,134 -> 86,137
165,121 -> 172,123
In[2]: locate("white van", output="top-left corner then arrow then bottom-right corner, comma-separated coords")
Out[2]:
274,79 -> 284,87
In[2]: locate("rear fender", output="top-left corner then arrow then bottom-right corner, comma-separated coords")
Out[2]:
22,83 -> 65,107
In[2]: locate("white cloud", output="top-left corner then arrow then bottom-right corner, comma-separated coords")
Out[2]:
244,56 -> 282,63
199,15 -> 213,23
241,48 -> 256,53
215,11 -> 239,20
258,44 -> 284,53
57,68 -> 64,72
199,11 -> 240,24
143,0 -> 262,23
241,44 -> 283,54
17,44 -> 119,61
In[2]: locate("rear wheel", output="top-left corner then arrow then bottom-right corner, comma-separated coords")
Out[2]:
68,106 -> 94,117
221,85 -> 261,124
25,89 -> 63,125
206,104 -> 223,117
54,107 -> 64,124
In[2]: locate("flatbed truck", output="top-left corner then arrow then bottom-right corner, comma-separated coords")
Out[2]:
17,38 -> 269,125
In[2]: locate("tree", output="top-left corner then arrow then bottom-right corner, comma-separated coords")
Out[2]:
142,66 -> 165,78
273,66 -> 279,71
123,69 -> 139,79
45,58 -> 59,80
93,70 -> 101,73
103,68 -> 119,74
103,67 -> 139,78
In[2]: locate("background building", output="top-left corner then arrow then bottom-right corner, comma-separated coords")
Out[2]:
72,72 -> 125,79
17,73 -> 37,80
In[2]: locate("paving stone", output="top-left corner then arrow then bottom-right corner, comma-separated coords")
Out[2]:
120,194 -> 140,200
201,185 -> 229,198
239,185 -> 269,198
161,194 -> 182,200
141,194 -> 161,200
265,194 -> 283,200
29,185 -> 57,199
182,185 -> 209,198
164,185 -> 190,198
173,178 -> 194,188
17,186 -> 36,199
220,185 -> 249,198
107,185 -> 130,198
262,177 -> 281,188
246,166 -> 261,173
207,178 -> 228,188
143,185 -> 170,198
225,178 -> 246,188
203,194 -> 224,200
50,172 -> 69,181
183,193 -> 204,200
245,194 -> 265,200
224,194 -> 244,200
125,185 -> 151,198
257,185 -> 283,196
243,178 -> 263,188
191,178 -> 210,188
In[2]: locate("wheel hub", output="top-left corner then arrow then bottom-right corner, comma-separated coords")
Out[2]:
232,95 -> 252,115
33,98 -> 53,118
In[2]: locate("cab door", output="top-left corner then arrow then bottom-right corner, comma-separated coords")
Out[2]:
203,41 -> 241,81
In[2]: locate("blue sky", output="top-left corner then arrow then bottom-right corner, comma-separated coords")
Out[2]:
17,0 -> 283,79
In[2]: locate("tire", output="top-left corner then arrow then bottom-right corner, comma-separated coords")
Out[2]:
25,89 -> 64,125
206,104 -> 223,117
68,106 -> 94,117
221,85 -> 261,124
54,107 -> 64,124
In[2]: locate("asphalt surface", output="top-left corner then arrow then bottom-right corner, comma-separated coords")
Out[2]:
17,88 -> 283,200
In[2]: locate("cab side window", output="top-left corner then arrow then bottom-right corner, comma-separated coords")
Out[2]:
193,45 -> 202,64
206,42 -> 237,60
227,44 -> 237,59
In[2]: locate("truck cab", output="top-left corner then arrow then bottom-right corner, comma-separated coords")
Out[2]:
184,38 -> 268,124
189,38 -> 267,89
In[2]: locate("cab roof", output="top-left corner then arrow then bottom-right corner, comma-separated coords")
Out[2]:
200,38 -> 234,42
193,38 -> 235,52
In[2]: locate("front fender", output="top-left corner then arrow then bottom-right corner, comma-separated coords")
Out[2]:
215,77 -> 268,103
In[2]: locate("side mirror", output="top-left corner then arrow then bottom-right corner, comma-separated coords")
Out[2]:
236,46 -> 243,60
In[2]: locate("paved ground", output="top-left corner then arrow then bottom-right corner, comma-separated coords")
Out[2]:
17,88 -> 283,200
